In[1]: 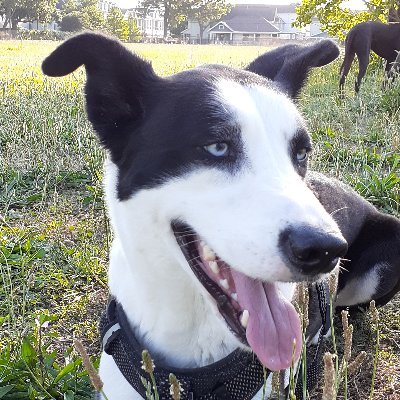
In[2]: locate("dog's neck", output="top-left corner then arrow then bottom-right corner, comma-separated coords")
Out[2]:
105,162 -> 240,368
107,238 -> 240,368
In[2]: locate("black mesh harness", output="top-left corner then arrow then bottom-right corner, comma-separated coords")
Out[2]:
100,282 -> 330,399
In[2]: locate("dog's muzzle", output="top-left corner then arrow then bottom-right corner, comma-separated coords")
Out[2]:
171,221 -> 304,372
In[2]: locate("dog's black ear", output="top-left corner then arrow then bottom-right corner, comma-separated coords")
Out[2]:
246,40 -> 339,98
42,32 -> 160,158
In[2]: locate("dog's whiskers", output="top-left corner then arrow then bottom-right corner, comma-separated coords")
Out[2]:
175,232 -> 199,239
173,229 -> 196,234
338,265 -> 349,273
179,239 -> 203,247
174,233 -> 199,240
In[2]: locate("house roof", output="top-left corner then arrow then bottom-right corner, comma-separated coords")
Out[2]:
223,4 -> 297,21
274,4 -> 297,14
225,4 -> 276,20
219,17 -> 279,33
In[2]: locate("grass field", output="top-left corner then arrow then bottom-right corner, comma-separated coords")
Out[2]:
0,39 -> 399,399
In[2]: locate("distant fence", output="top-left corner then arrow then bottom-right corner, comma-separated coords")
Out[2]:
185,37 -> 330,46
1,28 -> 331,45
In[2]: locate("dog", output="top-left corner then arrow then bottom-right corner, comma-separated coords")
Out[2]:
339,21 -> 400,95
307,171 -> 400,309
42,33 -> 347,399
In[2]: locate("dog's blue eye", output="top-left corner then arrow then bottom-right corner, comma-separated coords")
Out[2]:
296,148 -> 308,162
204,142 -> 229,157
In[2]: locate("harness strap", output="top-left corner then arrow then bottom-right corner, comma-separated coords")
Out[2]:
100,281 -> 331,400
100,299 -> 267,399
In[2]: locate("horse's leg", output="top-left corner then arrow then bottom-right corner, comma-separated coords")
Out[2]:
339,51 -> 355,97
355,48 -> 370,93
386,52 -> 400,84
382,57 -> 394,89
391,51 -> 400,74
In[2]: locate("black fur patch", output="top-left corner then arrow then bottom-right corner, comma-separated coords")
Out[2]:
246,40 -> 339,98
307,171 -> 400,307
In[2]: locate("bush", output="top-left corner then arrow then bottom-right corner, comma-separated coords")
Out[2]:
60,15 -> 82,32
17,29 -> 71,41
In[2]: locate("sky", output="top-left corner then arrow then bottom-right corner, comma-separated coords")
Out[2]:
113,0 -> 366,10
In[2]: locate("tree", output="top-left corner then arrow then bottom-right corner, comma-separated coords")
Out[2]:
60,0 -> 105,30
127,14 -> 142,42
0,0 -> 24,28
294,0 -> 400,40
0,0 -> 58,29
106,6 -> 129,41
388,1 -> 400,20
35,0 -> 58,25
60,0 -> 77,15
79,0 -> 104,29
181,0 -> 230,43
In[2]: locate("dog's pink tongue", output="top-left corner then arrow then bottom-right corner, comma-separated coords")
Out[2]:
231,270 -> 302,371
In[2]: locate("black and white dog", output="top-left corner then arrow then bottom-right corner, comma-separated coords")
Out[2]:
42,34 -> 350,399
307,171 -> 400,309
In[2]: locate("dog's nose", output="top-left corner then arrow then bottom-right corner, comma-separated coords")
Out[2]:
280,225 -> 348,275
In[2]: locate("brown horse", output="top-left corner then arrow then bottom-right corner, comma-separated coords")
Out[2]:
339,21 -> 400,94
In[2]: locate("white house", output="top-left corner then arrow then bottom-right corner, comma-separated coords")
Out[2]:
123,8 -> 164,40
182,20 -> 212,43
309,16 -> 324,37
98,0 -> 117,16
272,4 -> 301,38
207,18 -> 280,44
182,3 -> 322,44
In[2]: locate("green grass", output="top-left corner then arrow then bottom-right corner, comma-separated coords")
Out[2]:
0,40 -> 399,399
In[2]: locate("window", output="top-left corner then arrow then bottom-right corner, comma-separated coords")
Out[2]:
218,23 -> 224,30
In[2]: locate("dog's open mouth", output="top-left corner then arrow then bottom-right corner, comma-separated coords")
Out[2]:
172,221 -> 302,371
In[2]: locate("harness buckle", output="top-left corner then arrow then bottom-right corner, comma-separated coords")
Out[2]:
102,322 -> 121,354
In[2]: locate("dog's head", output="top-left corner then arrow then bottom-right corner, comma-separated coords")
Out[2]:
43,34 -> 346,371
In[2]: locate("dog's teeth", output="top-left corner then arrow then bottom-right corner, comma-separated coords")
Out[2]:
203,245 -> 216,261
209,261 -> 220,274
240,310 -> 249,328
231,292 -> 238,301
219,279 -> 229,290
